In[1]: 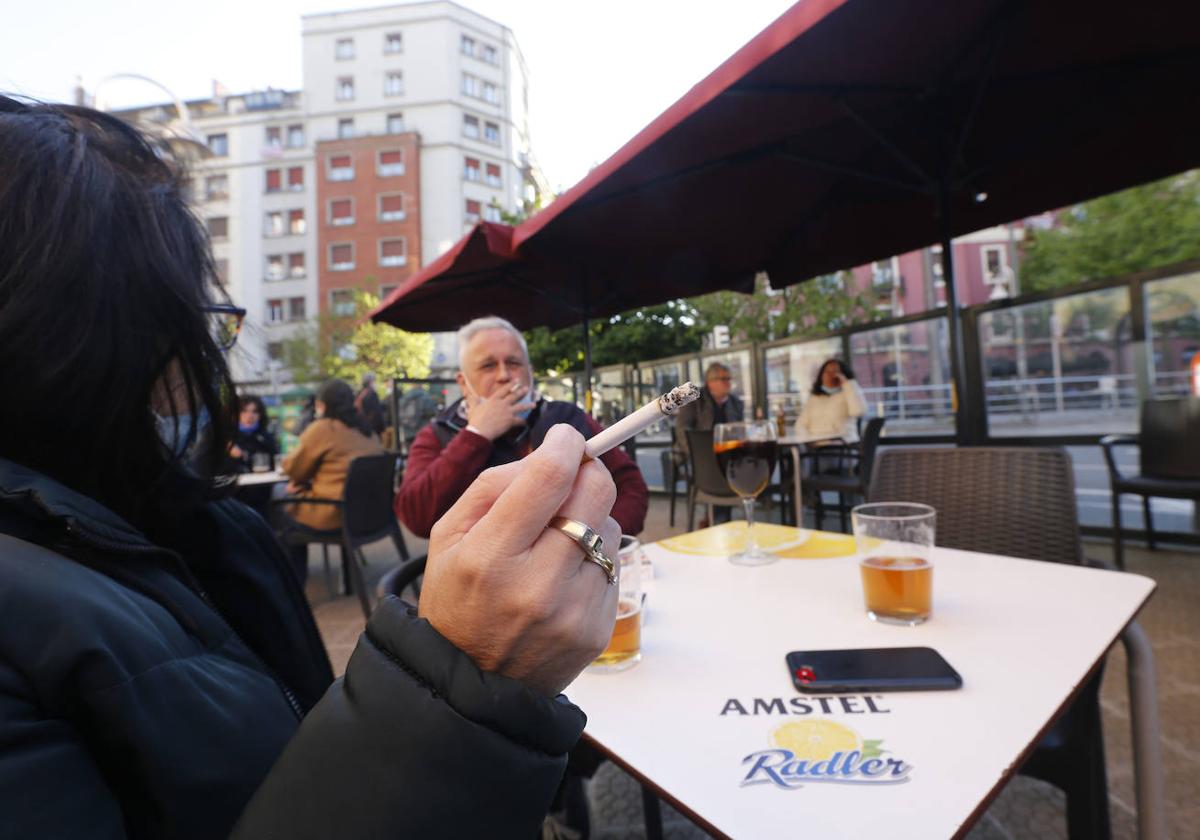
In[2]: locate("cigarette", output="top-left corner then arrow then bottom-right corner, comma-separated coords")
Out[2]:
584,382 -> 700,461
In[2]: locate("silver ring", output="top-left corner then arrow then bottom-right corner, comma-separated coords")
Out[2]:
547,516 -> 617,585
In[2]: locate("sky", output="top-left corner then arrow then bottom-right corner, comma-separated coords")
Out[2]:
3,0 -> 797,191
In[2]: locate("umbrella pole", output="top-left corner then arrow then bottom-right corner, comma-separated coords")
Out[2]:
937,183 -> 977,445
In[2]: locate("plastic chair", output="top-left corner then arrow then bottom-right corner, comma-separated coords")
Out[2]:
868,447 -> 1110,840
1100,397 -> 1200,570
375,555 -> 427,604
800,417 -> 886,532
683,429 -> 741,530
660,447 -> 689,527
274,453 -> 409,618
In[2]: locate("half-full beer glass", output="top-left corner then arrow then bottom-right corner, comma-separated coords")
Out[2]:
852,503 -> 936,625
590,535 -> 643,672
713,420 -> 779,566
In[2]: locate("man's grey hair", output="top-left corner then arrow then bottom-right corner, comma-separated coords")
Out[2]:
362,372 -> 376,387
457,315 -> 530,370
704,361 -> 732,380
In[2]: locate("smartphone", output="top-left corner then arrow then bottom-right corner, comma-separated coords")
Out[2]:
785,647 -> 963,693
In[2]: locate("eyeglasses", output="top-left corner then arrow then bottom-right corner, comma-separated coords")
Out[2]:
204,303 -> 246,351
710,375 -> 733,382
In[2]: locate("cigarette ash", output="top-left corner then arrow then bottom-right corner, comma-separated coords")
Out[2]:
658,381 -> 701,416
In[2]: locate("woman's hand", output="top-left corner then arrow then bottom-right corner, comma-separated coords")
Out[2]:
418,424 -> 621,697
228,444 -> 244,459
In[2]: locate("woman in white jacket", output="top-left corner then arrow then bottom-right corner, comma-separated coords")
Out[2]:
795,359 -> 867,443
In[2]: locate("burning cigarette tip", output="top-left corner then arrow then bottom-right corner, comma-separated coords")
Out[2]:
658,381 -> 701,416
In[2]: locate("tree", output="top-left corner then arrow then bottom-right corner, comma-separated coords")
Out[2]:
280,290 -> 433,385
1021,172 -> 1200,293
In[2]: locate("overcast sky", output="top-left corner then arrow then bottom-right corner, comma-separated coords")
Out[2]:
3,0 -> 797,190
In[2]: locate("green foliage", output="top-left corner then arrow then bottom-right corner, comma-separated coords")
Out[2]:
322,290 -> 433,383
691,273 -> 881,343
1021,172 -> 1200,293
279,323 -> 323,384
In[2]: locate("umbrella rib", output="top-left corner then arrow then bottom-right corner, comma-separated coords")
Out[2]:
776,151 -> 930,195
837,100 -> 934,187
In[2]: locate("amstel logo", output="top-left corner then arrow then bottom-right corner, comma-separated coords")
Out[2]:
740,720 -> 912,790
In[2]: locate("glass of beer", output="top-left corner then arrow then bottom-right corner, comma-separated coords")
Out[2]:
713,420 -> 779,566
852,503 -> 936,625
590,535 -> 643,672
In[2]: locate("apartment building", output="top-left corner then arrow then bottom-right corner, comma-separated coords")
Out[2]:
110,1 -> 540,382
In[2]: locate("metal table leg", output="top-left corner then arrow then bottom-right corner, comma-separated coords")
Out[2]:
1121,620 -> 1165,840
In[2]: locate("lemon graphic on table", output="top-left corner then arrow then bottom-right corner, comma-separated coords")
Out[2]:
770,720 -> 863,762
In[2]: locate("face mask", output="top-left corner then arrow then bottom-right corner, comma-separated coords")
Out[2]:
515,394 -> 539,422
155,406 -> 211,459
238,422 -> 257,434
824,386 -> 843,395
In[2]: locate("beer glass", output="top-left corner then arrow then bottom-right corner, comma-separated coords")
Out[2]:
251,452 -> 272,473
590,535 -> 643,672
713,421 -> 779,566
852,503 -> 936,625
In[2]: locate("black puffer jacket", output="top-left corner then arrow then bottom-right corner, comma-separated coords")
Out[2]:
0,458 -> 584,839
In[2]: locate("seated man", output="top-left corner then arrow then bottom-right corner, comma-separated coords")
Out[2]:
396,315 -> 649,538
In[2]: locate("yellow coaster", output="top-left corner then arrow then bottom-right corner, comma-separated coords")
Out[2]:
658,522 -> 856,559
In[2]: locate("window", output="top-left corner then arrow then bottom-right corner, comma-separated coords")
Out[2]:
329,198 -> 355,226
464,199 -> 481,223
204,174 -> 228,200
461,34 -> 475,56
215,259 -> 229,283
265,169 -> 282,193
463,157 -> 481,181
384,32 -> 403,54
328,154 -> 354,181
266,298 -> 285,324
266,254 -> 286,280
482,44 -> 498,64
484,121 -> 500,144
335,38 -> 354,60
378,149 -> 405,176
265,211 -> 284,237
288,209 -> 306,235
485,163 -> 502,187
981,245 -> 1011,293
483,82 -> 499,104
380,284 -> 398,299
385,72 -> 404,96
378,193 -> 405,221
287,124 -> 305,148
265,126 -> 282,149
208,217 -> 228,239
329,243 -> 355,271
462,114 -> 480,139
267,342 -> 283,361
461,74 -> 480,98
379,237 -> 407,267
287,166 -> 304,191
207,133 -> 228,156
387,112 -> 405,134
288,252 -> 306,278
336,76 -> 355,101
288,297 -> 306,321
330,289 -> 356,315
482,203 -> 502,223
337,118 -> 354,139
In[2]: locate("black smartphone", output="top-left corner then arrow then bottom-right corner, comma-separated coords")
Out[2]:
785,647 -> 963,693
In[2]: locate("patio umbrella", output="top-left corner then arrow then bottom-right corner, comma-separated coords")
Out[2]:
372,0 -> 1200,419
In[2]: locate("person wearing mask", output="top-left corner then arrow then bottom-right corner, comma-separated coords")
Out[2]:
0,96 -> 619,839
794,358 -> 867,443
228,394 -> 278,472
396,316 -> 649,539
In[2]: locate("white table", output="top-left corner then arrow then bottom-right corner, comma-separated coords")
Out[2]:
567,529 -> 1158,839
234,469 -> 288,487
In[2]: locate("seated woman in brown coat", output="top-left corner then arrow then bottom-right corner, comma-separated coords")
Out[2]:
279,379 -> 383,579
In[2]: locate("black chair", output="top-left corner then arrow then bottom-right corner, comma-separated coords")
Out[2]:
869,447 -> 1111,840
799,417 -> 886,532
659,445 -> 689,528
375,554 -> 427,604
1100,397 -> 1200,570
274,453 -> 409,618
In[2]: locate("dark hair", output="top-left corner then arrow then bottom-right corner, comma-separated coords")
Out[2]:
317,379 -> 373,437
238,395 -> 269,434
0,96 -> 235,527
810,358 -> 856,396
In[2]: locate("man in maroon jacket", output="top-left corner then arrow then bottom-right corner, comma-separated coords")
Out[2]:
395,316 -> 649,538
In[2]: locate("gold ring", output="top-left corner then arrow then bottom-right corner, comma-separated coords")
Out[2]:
547,516 -> 617,585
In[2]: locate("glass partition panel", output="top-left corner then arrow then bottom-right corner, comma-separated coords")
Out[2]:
848,318 -> 953,436
763,337 -> 842,429
1146,270 -> 1200,397
980,286 -> 1135,436
698,348 -> 754,411
589,366 -> 631,425
539,372 -> 579,406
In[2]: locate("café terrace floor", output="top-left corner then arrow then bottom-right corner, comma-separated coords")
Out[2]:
306,495 -> 1199,840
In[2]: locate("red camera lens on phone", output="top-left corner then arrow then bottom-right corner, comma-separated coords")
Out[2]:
795,665 -> 816,684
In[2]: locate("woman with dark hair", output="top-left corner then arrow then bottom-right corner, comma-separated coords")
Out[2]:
229,394 -> 278,472
795,358 -> 868,442
0,97 -> 621,839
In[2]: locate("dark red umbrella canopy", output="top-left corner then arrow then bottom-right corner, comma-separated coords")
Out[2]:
373,0 -> 1200,331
